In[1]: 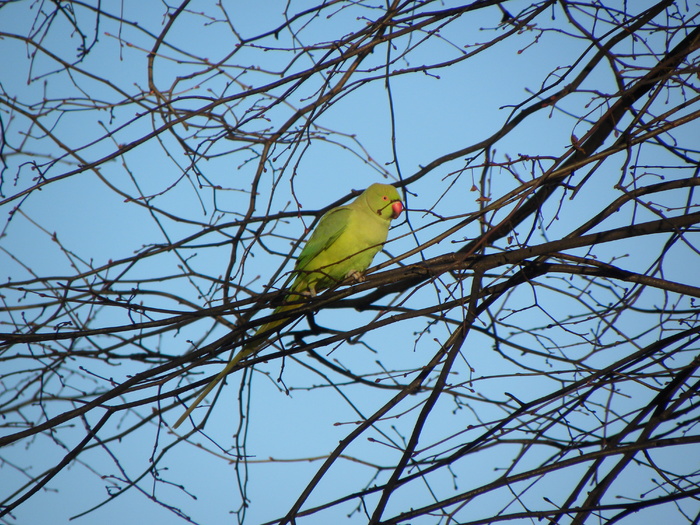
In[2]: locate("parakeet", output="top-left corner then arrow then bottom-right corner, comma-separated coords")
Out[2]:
173,183 -> 403,428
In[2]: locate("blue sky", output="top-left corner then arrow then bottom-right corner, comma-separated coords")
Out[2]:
1,1 -> 699,524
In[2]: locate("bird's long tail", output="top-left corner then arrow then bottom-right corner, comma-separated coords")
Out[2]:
172,300 -> 303,429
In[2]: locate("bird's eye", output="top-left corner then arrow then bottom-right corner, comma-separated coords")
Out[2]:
382,196 -> 388,201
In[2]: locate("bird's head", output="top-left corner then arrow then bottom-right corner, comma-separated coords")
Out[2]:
363,183 -> 403,221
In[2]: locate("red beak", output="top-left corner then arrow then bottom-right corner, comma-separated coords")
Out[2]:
391,201 -> 404,219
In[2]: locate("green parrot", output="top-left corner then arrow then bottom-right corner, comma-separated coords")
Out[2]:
173,183 -> 403,428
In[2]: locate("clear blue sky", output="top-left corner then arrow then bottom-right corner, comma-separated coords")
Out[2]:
1,1 -> 698,524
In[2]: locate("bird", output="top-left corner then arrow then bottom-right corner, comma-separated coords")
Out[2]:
173,183 -> 403,428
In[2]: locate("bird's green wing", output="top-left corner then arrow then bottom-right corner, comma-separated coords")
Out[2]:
294,206 -> 351,273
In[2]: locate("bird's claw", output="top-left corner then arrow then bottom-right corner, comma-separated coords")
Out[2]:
299,284 -> 317,297
346,270 -> 365,283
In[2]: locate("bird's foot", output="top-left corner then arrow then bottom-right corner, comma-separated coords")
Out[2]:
346,270 -> 365,283
298,284 -> 317,297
